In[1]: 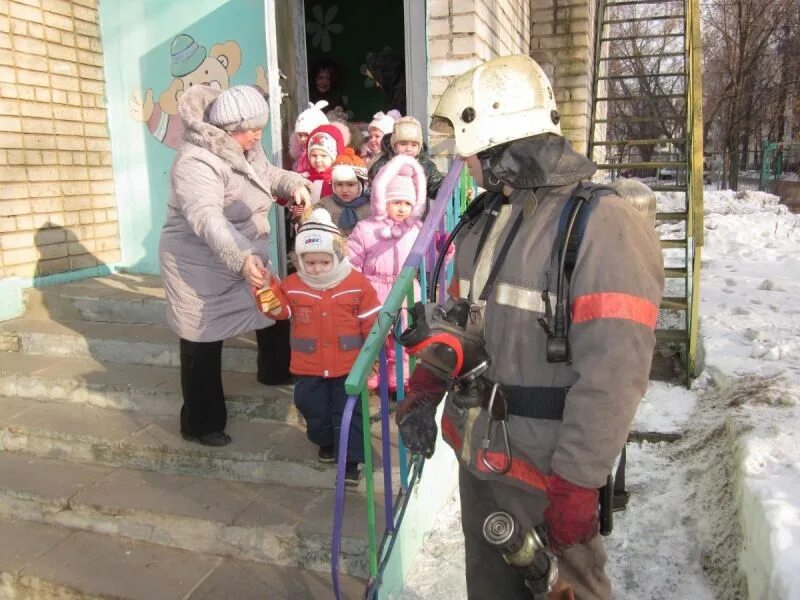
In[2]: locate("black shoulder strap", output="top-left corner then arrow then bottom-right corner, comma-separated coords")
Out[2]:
556,183 -> 615,282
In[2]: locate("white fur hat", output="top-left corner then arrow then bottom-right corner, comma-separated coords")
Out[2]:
368,109 -> 401,135
295,208 -> 344,264
207,85 -> 269,132
295,100 -> 329,134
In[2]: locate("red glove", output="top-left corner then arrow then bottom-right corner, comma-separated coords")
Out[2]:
395,367 -> 447,458
543,473 -> 599,554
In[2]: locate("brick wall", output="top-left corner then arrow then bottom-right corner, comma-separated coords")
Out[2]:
0,0 -> 118,280
530,0 -> 597,155
427,0 -> 531,155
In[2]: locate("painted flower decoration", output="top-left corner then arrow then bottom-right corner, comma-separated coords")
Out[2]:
307,4 -> 343,52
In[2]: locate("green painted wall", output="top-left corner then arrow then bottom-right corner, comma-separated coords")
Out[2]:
98,0 -> 278,274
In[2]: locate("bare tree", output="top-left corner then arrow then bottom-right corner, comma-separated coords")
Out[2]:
702,0 -> 798,189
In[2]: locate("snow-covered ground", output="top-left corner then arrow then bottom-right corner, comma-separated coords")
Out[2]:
399,189 -> 800,599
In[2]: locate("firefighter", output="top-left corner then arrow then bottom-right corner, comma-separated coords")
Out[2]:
396,55 -> 664,598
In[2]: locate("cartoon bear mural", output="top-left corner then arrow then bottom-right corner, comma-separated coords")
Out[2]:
129,33 -> 269,149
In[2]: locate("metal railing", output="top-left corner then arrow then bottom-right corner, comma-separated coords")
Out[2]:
330,160 -> 471,599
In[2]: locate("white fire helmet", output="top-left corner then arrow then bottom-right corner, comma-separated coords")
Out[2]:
430,55 -> 562,157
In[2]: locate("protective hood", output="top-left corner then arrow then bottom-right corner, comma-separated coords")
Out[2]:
487,133 -> 597,190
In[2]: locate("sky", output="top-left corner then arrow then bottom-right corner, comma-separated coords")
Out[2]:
398,187 -> 800,600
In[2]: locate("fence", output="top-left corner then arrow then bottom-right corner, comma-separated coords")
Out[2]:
330,160 -> 472,599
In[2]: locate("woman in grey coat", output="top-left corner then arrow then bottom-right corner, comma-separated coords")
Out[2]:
159,85 -> 311,446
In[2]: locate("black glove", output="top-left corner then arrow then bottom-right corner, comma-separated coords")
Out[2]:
396,367 -> 447,458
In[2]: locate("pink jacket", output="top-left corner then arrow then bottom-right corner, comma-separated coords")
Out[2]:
347,155 -> 428,303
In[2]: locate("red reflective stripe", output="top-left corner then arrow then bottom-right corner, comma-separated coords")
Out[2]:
571,292 -> 658,329
440,413 -> 462,452
475,450 -> 549,492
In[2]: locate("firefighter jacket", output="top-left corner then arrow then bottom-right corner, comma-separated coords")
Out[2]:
273,269 -> 381,378
441,134 -> 665,492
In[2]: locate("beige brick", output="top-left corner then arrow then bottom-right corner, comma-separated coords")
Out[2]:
72,0 -> 96,8
49,73 -> 78,91
23,149 -> 42,164
94,236 -> 119,252
7,149 -> 24,163
0,33 -> 11,49
429,38 -> 450,59
26,165 -> 57,181
69,253 -> 97,269
0,165 -> 26,181
0,216 -> 15,232
12,34 -> 46,55
37,241 -> 70,260
0,131 -> 23,148
0,66 -> 16,84
73,19 -> 98,37
60,181 -> 89,196
94,222 -> 117,238
68,239 -> 94,254
49,58 -> 79,77
77,63 -> 103,80
15,52 -> 48,71
66,90 -> 80,105
72,4 -> 96,23
21,117 -> 53,134
429,57 -> 481,77
0,97 -> 19,114
15,84 -> 34,99
9,18 -> 26,35
43,10 -> 73,31
95,248 -> 120,264
83,122 -> 107,137
0,149 -> 7,164
71,151 -> 86,165
0,198 -> 31,214
52,104 -> 82,120
77,208 -> 92,224
91,194 -> 114,208
30,196 -> 62,212
28,182 -> 60,197
33,211 -> 63,227
428,17 -> 450,38
100,151 -> 111,165
35,256 -> 70,274
20,102 -> 53,118
58,165 -> 88,180
44,26 -> 60,42
16,69 -> 49,86
63,211 -> 79,225
32,226 -> 66,245
50,88 -> 66,103
59,31 -> 73,46
84,137 -> 108,151
105,208 -> 117,221
3,245 -> 38,264
15,214 -> 33,230
47,41 -> 77,61
452,35 -> 477,56
89,180 -> 113,195
65,223 -> 92,239
53,120 -> 83,135
5,262 -> 37,277
41,150 -> 57,164
0,231 -> 35,249
42,0 -> 71,16
0,16 -> 9,34
88,166 -> 111,180
80,94 -> 93,107
81,107 -> 106,123
9,2 -> 42,22
79,79 -> 103,95
33,86 -> 50,102
429,0 -> 449,18
25,134 -> 56,149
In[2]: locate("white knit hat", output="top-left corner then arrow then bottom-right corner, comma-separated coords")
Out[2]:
207,85 -> 269,132
368,110 -> 401,135
295,208 -> 344,264
295,100 -> 329,135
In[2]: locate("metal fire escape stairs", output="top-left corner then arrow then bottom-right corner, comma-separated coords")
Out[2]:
588,0 -> 704,382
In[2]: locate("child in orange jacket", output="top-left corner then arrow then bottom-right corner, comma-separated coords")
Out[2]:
256,208 -> 380,487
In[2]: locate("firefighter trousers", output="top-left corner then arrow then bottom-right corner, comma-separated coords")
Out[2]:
459,465 -> 612,599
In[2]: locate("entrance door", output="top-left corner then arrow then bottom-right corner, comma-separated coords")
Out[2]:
100,0 -> 282,274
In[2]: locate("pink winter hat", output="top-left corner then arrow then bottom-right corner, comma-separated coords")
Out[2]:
370,154 -> 426,219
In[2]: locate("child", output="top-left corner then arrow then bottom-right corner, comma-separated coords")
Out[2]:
256,208 -> 381,487
318,148 -> 371,235
303,124 -> 345,205
368,116 -> 444,204
361,110 -> 400,163
289,101 -> 329,174
347,154 -> 428,392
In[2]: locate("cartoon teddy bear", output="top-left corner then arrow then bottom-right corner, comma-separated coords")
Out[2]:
129,34 -> 269,149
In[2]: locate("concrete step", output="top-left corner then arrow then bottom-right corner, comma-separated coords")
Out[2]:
0,317 -> 260,373
0,452 -> 378,577
0,353 -> 299,424
0,515 -> 366,599
0,397 -> 399,489
25,273 -> 168,326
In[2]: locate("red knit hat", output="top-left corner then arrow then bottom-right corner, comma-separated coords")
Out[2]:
307,124 -> 345,162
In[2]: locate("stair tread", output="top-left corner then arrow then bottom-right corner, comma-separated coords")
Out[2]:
0,396 -> 391,469
0,452 -> 377,540
0,317 -> 258,351
0,516 -> 365,600
0,352 -> 293,405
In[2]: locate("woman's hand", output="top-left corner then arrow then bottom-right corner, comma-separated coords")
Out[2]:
242,254 -> 269,288
291,185 -> 312,209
